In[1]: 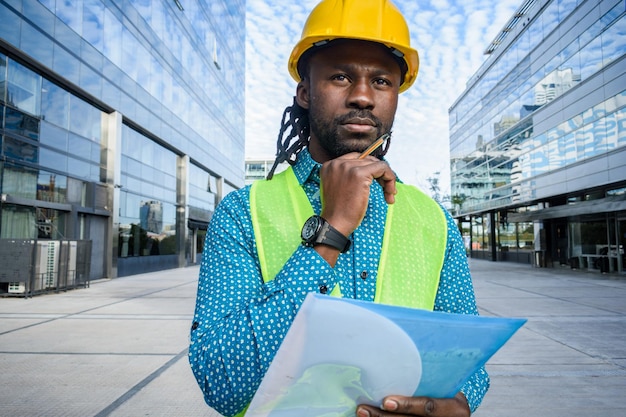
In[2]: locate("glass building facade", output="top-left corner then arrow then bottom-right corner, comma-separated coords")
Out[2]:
449,0 -> 626,273
0,0 -> 245,284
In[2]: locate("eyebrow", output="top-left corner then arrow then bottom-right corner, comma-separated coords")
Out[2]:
327,62 -> 397,77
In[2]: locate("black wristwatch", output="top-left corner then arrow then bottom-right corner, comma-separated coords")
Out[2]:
301,215 -> 351,253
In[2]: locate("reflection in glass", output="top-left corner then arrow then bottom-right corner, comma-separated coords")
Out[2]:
118,194 -> 177,258
3,136 -> 38,163
618,108 -> 626,146
579,35 -> 603,81
118,125 -> 177,258
602,15 -> 626,67
41,79 -> 70,129
52,43 -> 80,82
56,0 -> 83,35
6,60 -> 41,115
20,23 -> 53,69
83,0 -> 105,51
542,1 -> 560,37
558,132 -> 577,166
0,54 -> 6,102
39,146 -> 68,173
37,171 -> 67,203
451,2 -> 625,214
69,95 -> 101,141
4,107 -> 40,140
517,222 -> 534,250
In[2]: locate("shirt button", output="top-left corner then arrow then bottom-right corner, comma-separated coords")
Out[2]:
191,321 -> 199,330
360,271 -> 368,280
319,285 -> 328,294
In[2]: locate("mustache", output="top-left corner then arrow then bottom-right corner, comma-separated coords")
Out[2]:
335,110 -> 382,127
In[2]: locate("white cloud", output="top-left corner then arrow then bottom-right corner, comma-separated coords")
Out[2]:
245,0 -> 521,195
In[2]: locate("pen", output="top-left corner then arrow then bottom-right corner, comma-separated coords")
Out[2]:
358,133 -> 390,159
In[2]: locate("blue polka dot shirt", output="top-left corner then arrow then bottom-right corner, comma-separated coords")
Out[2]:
189,149 -> 489,416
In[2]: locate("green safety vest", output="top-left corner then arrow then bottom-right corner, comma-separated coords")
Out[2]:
250,166 -> 447,309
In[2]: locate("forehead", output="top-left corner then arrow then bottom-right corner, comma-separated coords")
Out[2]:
306,39 -> 402,75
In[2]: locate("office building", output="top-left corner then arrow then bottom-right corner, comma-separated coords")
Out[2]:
244,158 -> 288,185
449,0 -> 625,273
0,0 -> 245,292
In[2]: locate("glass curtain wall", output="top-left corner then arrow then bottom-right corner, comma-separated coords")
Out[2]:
0,53 -> 103,240
450,0 -> 626,213
118,125 -> 177,258
34,0 -> 246,174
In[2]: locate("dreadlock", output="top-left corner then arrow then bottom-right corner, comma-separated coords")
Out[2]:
266,97 -> 310,179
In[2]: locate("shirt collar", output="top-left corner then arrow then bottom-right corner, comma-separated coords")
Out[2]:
292,148 -> 321,185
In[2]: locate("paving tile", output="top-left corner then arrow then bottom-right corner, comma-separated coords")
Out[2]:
0,261 -> 625,417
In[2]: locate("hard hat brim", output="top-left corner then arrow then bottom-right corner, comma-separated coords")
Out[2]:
288,35 -> 419,93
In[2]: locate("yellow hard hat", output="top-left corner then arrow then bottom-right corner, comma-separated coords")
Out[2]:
288,0 -> 419,93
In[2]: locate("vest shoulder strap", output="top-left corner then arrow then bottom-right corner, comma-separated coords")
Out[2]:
250,167 -> 313,282
375,183 -> 447,310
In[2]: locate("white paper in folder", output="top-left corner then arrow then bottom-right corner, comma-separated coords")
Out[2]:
245,293 -> 526,417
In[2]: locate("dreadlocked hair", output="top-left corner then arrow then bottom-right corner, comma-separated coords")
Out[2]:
266,97 -> 310,179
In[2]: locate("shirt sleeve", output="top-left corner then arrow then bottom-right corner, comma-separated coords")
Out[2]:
188,187 -> 340,417
434,208 -> 490,413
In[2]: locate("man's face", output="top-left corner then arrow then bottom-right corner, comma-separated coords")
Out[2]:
296,40 -> 402,162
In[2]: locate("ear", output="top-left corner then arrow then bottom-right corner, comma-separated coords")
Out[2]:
295,79 -> 310,109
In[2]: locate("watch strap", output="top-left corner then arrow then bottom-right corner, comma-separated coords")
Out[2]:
315,219 -> 351,253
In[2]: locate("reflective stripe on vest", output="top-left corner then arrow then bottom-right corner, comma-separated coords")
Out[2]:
249,166 -> 447,310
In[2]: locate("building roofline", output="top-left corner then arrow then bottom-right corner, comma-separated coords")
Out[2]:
484,0 -> 537,55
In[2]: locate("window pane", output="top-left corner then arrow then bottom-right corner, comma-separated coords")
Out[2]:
69,95 -> 101,141
41,79 -> 70,129
7,60 -> 41,115
83,0 -> 105,50
3,136 -> 38,163
40,121 -> 68,151
39,146 -> 68,172
2,165 -> 37,199
4,107 -> 40,140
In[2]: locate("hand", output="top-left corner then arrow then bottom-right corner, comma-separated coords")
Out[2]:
319,153 -> 397,238
356,393 -> 470,417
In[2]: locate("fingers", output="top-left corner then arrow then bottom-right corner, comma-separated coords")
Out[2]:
319,154 -> 397,235
357,155 -> 397,204
356,393 -> 470,417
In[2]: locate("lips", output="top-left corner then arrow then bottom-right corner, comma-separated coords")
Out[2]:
341,116 -> 377,134
343,116 -> 376,127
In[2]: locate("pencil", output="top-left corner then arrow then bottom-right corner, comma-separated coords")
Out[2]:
358,133 -> 389,159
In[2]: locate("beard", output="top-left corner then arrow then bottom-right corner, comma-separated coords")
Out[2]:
309,109 -> 392,159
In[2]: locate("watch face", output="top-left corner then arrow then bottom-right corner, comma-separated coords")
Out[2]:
302,216 -> 321,242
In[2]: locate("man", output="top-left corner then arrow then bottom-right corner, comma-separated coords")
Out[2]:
189,1 -> 489,416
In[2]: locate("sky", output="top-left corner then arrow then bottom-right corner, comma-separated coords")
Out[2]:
245,0 -> 521,196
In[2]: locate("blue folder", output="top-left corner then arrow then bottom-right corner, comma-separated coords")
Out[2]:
246,293 -> 526,417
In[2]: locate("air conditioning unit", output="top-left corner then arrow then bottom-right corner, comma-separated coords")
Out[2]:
34,241 -> 59,291
8,282 -> 26,294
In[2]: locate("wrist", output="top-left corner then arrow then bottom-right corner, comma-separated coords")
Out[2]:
301,215 -> 351,253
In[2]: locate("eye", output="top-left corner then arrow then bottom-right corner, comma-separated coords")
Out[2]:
374,77 -> 392,87
331,74 -> 349,82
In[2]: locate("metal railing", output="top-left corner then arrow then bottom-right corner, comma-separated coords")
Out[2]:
0,239 -> 92,297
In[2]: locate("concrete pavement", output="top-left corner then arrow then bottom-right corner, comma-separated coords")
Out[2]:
0,259 -> 625,417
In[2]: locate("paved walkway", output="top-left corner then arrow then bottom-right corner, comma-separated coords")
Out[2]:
0,260 -> 624,417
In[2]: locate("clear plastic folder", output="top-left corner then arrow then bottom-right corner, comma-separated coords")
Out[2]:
245,293 -> 526,417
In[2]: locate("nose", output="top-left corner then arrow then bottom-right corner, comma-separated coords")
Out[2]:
346,78 -> 374,110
